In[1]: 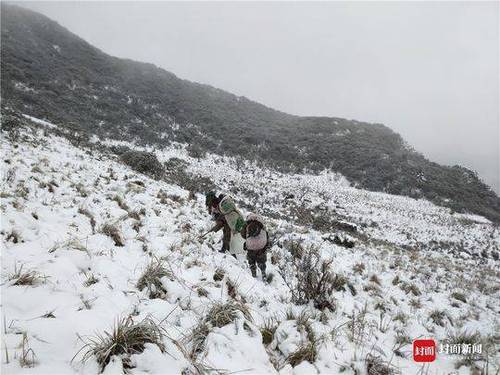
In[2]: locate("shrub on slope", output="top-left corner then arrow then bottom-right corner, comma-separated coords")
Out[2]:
121,150 -> 164,180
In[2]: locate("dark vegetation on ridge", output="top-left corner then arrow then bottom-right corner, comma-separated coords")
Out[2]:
2,4 -> 499,222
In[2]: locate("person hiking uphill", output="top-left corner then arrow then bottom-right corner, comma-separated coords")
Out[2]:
202,191 -> 245,256
241,213 -> 269,279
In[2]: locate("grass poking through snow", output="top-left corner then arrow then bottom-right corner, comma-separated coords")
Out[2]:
136,257 -> 171,299
74,315 -> 166,372
8,264 -> 47,286
100,223 -> 125,247
205,301 -> 252,328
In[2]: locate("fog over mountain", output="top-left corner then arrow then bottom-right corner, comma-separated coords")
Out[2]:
15,1 -> 499,193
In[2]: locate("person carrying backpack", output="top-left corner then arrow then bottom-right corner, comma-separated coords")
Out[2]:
241,213 -> 269,279
203,191 -> 245,256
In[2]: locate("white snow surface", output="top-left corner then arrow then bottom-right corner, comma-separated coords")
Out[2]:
1,121 -> 499,374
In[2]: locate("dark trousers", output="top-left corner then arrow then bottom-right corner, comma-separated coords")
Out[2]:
247,248 -> 267,275
222,223 -> 231,251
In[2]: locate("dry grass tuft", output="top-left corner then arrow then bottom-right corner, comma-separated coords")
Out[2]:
391,275 -> 400,285
331,273 -> 348,292
74,315 -> 166,372
450,291 -> 467,303
42,310 -> 56,319
186,321 -> 210,359
78,207 -> 96,232
284,308 -> 297,321
49,238 -> 87,254
213,268 -> 225,282
8,264 -> 46,286
392,312 -> 408,325
399,281 -> 421,296
78,295 -> 96,311
126,184 -> 143,195
196,287 -> 209,298
296,310 -> 317,342
136,257 -> 172,299
364,283 -> 382,297
15,183 -> 29,199
369,274 -> 382,286
100,223 -> 125,247
5,229 -> 22,244
83,271 -> 99,287
31,165 -> 43,174
395,333 -> 411,346
185,300 -> 252,361
156,189 -> 169,204
205,301 -> 252,328
365,354 -> 395,375
353,262 -> 366,274
409,298 -> 422,309
429,309 -> 449,327
128,208 -> 146,221
19,333 -> 37,368
260,317 -> 279,345
73,183 -> 89,197
226,278 -> 238,299
112,195 -> 130,212
286,340 -> 319,367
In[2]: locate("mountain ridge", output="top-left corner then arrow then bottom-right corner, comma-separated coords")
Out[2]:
2,3 -> 499,222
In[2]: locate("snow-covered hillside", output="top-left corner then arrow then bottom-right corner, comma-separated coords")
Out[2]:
1,119 -> 499,374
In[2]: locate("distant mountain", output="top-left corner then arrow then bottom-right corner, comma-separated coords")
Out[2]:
2,4 -> 499,222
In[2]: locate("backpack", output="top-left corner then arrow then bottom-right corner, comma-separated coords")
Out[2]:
218,196 -> 244,233
245,215 -> 268,251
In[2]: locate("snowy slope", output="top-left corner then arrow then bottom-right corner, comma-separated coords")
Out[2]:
1,119 -> 499,374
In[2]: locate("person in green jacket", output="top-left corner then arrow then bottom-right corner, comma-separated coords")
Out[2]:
203,191 -> 245,256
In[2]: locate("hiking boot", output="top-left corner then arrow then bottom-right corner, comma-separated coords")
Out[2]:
259,266 -> 267,280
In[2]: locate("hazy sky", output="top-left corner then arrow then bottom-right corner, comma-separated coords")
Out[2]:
15,1 -> 500,193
